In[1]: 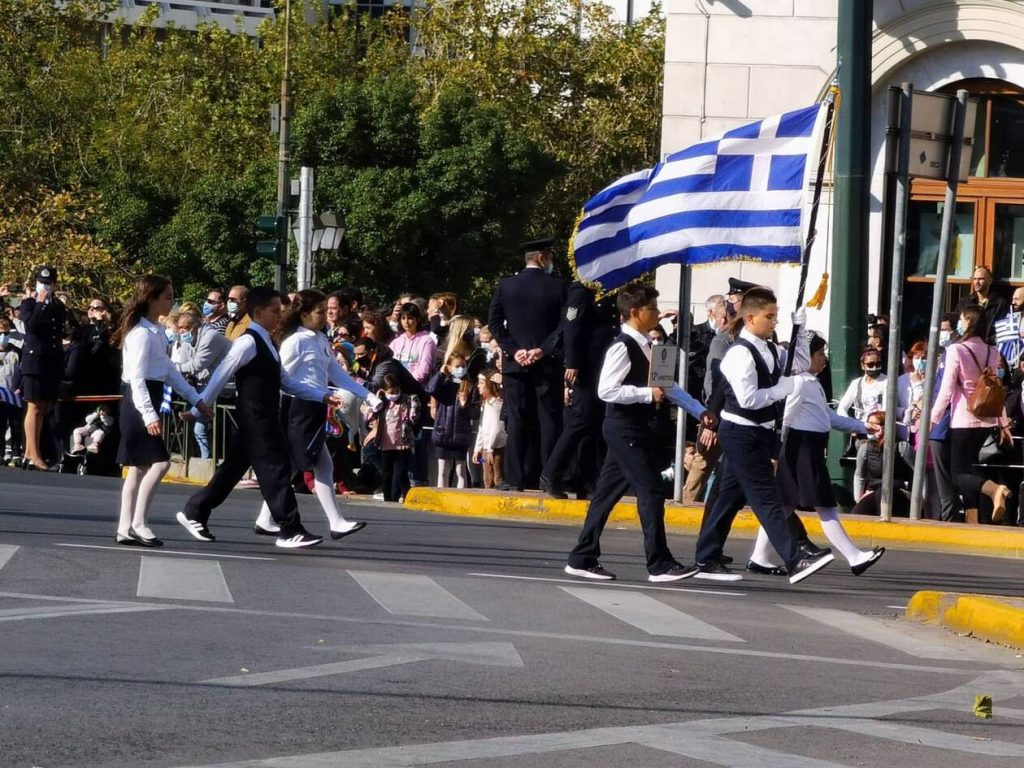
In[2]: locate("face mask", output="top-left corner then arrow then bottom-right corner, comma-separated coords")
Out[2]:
956,320 -> 967,336
543,260 -> 554,275
939,330 -> 952,347
0,334 -> 6,346
451,367 -> 467,380
385,393 -> 401,402
997,368 -> 1007,381
165,328 -> 177,343
912,358 -> 926,374
227,300 -> 240,316
180,331 -> 194,345
36,282 -> 48,295
863,366 -> 881,378
473,327 -> 481,337
389,320 -> 400,333
485,350 -> 494,362
202,302 -> 216,318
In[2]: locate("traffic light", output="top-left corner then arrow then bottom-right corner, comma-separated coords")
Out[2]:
256,214 -> 288,263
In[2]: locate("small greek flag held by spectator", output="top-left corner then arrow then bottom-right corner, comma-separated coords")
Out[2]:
994,310 -> 1023,368
0,386 -> 23,409
159,385 -> 173,415
570,103 -> 825,295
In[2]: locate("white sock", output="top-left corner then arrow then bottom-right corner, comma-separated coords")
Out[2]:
454,461 -> 468,489
749,526 -> 778,566
312,449 -> 353,531
130,461 -> 169,537
255,502 -> 279,532
437,459 -> 450,488
816,506 -> 869,565
119,467 -> 141,536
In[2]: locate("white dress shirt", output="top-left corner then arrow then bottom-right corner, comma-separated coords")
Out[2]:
193,322 -> 329,417
122,317 -> 201,426
279,327 -> 371,401
784,372 -> 865,434
719,327 -> 809,429
597,324 -> 706,420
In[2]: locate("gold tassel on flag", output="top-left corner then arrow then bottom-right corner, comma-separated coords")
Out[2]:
806,272 -> 829,309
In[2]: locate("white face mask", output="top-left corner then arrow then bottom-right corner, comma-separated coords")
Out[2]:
939,330 -> 952,346
227,300 -> 240,316
385,393 -> 401,402
452,367 -> 467,380
36,282 -> 48,295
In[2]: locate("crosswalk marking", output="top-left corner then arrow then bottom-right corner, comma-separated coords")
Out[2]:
347,570 -> 488,621
561,586 -> 744,642
137,556 -> 234,603
780,605 -> 977,660
0,544 -> 18,572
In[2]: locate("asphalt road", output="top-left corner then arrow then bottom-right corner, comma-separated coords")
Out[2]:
1,469 -> 1023,768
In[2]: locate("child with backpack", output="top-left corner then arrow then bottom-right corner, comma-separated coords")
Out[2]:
428,352 -> 479,488
364,373 -> 420,502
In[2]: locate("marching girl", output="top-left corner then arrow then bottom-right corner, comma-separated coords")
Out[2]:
254,289 -> 381,540
749,334 -> 886,576
114,275 -> 211,546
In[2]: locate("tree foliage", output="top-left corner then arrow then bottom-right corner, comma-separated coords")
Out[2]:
0,0 -> 665,311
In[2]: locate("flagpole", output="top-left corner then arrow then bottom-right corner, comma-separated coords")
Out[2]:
783,91 -> 838,376
673,265 -> 692,502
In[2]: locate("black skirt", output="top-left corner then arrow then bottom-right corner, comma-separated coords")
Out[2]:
21,373 -> 60,403
117,380 -> 170,467
776,428 -> 835,510
282,396 -> 327,472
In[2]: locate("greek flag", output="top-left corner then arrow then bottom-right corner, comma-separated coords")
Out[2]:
0,386 -> 23,409
159,384 -> 173,416
994,310 -> 1023,367
571,104 -> 825,294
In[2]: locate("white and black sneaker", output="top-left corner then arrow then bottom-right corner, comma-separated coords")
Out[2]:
275,530 -> 323,549
564,563 -> 616,581
694,560 -> 743,582
648,563 -> 700,583
789,551 -> 835,584
176,511 -> 215,542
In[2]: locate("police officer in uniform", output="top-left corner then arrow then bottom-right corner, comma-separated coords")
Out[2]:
540,281 -> 618,499
19,265 -> 67,470
488,237 -> 567,491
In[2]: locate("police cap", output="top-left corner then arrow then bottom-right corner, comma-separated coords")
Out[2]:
519,236 -> 555,254
726,277 -> 757,295
35,265 -> 58,285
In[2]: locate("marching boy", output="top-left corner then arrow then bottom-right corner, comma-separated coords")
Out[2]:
565,285 -> 709,582
693,287 -> 833,584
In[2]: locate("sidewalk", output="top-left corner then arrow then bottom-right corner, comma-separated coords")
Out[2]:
403,487 -> 1024,559
908,591 -> 1024,651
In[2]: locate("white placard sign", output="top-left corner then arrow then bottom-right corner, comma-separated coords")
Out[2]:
649,343 -> 678,387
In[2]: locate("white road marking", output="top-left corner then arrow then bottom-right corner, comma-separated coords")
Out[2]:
561,585 -> 744,642
0,544 -> 19,572
348,570 -> 487,621
55,543 -> 274,561
468,571 -> 746,597
0,603 -> 176,622
138,556 -> 234,603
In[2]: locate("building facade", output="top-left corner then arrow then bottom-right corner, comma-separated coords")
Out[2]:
657,0 -> 1024,345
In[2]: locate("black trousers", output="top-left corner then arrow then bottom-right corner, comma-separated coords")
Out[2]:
0,403 -> 23,458
381,449 -> 411,502
185,413 -> 303,536
542,380 -> 602,489
567,419 -> 677,575
695,421 -> 800,571
503,367 -> 563,490
950,426 -> 991,510
928,437 -> 960,521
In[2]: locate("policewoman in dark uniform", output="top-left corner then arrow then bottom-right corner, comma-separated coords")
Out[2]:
19,265 -> 67,470
487,237 -> 567,491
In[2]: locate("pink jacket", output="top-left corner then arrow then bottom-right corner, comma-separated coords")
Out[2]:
389,331 -> 437,385
931,338 -> 1008,429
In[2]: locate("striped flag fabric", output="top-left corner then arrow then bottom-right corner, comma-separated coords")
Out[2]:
570,103 -> 825,295
994,310 -> 1023,367
159,384 -> 173,415
0,386 -> 23,409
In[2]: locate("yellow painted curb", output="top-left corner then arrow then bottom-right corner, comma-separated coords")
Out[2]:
404,487 -> 1024,558
907,590 -> 1024,651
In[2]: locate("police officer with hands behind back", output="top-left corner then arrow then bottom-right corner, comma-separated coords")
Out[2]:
19,266 -> 67,471
488,237 -> 568,491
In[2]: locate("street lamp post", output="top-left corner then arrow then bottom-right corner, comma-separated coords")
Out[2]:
273,0 -> 292,293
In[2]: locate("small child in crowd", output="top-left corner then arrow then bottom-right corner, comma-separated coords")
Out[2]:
71,404 -> 115,455
428,353 -> 479,488
365,373 -> 420,502
472,370 -> 506,489
0,317 -> 23,465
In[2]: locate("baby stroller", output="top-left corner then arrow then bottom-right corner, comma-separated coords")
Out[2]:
60,398 -> 122,477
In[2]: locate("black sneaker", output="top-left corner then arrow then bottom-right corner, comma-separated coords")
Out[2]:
648,563 -> 700,583
176,511 -> 215,542
695,560 -> 743,581
789,551 -> 835,584
275,530 -> 323,549
564,563 -> 616,581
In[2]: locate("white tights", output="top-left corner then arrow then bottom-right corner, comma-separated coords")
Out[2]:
118,462 -> 170,538
437,458 -> 468,489
256,448 -> 356,533
750,507 -> 873,567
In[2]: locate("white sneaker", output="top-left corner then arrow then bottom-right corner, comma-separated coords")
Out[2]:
275,531 -> 323,549
372,492 -> 385,501
789,552 -> 835,585
176,511 -> 215,542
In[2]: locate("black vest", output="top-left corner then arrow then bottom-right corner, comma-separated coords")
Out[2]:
722,337 -> 781,424
605,333 -> 671,438
235,329 -> 282,422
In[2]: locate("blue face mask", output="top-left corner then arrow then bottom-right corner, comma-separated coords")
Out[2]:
0,334 -> 6,346
165,328 -> 177,343
202,302 -> 216,318
180,331 -> 194,345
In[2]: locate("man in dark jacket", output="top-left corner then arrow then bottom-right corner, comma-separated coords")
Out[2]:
488,237 -> 567,491
540,281 -> 618,498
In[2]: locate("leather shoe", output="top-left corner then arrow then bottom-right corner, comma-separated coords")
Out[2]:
496,482 -> 523,492
330,521 -> 367,540
539,475 -> 568,500
799,542 -> 831,559
851,546 -> 885,576
115,533 -> 141,546
128,527 -> 163,548
746,560 -> 786,576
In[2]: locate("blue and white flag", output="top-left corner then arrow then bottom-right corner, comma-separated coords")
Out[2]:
0,386 -> 23,409
571,103 -> 825,294
159,384 -> 173,416
994,310 -> 1023,367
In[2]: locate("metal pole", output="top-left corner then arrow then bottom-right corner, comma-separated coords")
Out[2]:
880,84 -> 913,521
273,0 -> 292,293
673,265 -> 692,502
626,0 -> 634,26
909,89 -> 968,520
297,167 -> 313,290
